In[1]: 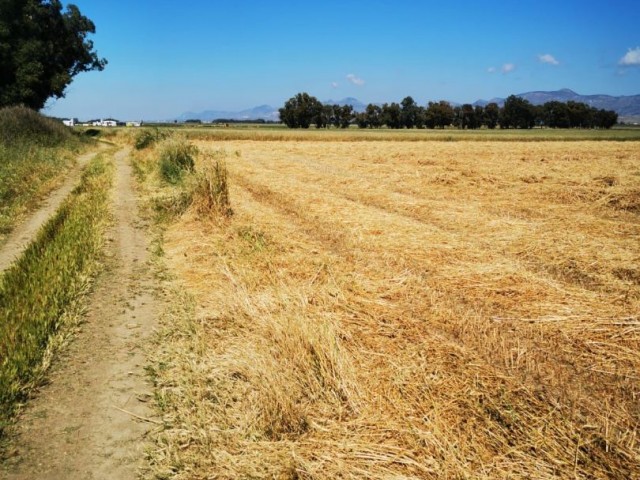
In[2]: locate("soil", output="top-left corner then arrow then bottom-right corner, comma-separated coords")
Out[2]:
1,147 -> 160,479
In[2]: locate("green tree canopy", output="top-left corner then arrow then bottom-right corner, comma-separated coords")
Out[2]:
278,92 -> 323,128
500,95 -> 535,129
0,0 -> 107,110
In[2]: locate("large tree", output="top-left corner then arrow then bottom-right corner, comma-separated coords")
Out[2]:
0,0 -> 107,110
425,101 -> 454,129
279,92 -> 323,128
500,95 -> 535,129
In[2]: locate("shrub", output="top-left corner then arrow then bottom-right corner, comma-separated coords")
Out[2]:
134,127 -> 167,150
158,138 -> 197,184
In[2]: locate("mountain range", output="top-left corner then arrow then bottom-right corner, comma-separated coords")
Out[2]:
177,89 -> 640,123
177,104 -> 280,122
474,88 -> 640,121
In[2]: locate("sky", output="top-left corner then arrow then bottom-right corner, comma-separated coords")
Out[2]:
45,0 -> 640,120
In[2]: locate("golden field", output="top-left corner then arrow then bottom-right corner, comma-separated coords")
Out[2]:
145,139 -> 639,479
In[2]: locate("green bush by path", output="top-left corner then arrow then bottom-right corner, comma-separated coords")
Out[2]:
0,153 -> 113,435
158,137 -> 196,184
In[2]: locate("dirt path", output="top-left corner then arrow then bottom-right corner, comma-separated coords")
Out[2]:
1,148 -> 160,479
0,147 -> 104,273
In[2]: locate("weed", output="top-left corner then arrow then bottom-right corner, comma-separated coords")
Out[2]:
158,138 -> 196,184
191,154 -> 232,217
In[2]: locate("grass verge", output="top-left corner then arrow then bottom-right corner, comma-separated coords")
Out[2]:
0,152 -> 113,435
0,106 -> 88,240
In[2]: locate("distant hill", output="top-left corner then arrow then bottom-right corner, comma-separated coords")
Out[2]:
323,97 -> 368,112
474,88 -> 640,121
177,104 -> 279,122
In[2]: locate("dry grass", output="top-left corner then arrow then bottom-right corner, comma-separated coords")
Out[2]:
146,140 -> 640,479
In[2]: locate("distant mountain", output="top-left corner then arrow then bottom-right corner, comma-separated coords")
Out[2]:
474,88 -> 640,120
178,104 -> 279,122
323,97 -> 368,112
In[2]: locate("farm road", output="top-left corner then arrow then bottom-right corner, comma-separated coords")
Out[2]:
0,147 -> 103,273
2,148 -> 160,479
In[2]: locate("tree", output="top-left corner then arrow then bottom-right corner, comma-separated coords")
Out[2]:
0,0 -> 107,109
500,95 -> 535,129
400,96 -> 421,128
484,103 -> 500,129
541,101 -> 570,128
425,101 -> 454,129
593,108 -> 617,129
381,102 -> 402,129
364,104 -> 383,128
566,101 -> 593,128
455,104 -> 479,129
335,104 -> 354,128
279,92 -> 323,128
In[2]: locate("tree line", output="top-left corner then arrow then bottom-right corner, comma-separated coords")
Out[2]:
279,93 -> 618,130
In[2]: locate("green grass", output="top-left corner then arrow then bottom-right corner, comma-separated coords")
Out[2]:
0,153 -> 113,435
0,106 -> 86,239
158,137 -> 196,184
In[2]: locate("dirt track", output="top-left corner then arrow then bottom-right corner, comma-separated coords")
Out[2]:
1,148 -> 160,479
0,148 -> 102,273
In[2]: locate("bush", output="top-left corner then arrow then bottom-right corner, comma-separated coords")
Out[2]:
134,127 -> 167,150
158,138 -> 197,184
0,106 -> 72,146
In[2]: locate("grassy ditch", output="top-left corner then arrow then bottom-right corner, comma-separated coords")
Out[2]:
0,153 -> 113,435
0,106 -> 87,240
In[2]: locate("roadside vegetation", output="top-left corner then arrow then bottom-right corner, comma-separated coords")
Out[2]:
0,106 -> 86,242
131,132 -> 231,220
0,151 -> 113,435
141,135 -> 639,478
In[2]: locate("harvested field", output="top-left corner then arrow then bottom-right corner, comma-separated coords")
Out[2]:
149,140 -> 639,479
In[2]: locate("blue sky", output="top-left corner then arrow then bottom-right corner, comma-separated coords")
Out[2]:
45,0 -> 640,120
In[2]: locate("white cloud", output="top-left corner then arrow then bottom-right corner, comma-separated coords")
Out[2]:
331,82 -> 339,88
487,66 -> 496,73
538,53 -> 559,65
346,73 -> 365,86
501,63 -> 515,74
619,47 -> 640,66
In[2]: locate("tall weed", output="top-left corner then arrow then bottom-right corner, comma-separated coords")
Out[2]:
191,153 -> 233,217
158,138 -> 196,184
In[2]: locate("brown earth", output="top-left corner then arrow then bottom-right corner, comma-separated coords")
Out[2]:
1,148 -> 160,479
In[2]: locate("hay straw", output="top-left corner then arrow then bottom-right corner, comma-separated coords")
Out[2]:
146,140 -> 639,478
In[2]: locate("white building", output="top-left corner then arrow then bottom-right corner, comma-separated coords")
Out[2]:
91,119 -> 118,127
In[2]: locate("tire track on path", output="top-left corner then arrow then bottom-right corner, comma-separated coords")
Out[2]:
0,147 -> 103,273
2,147 -> 160,479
